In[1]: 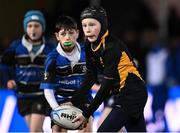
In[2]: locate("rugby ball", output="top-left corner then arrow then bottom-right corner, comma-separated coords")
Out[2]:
51,105 -> 82,130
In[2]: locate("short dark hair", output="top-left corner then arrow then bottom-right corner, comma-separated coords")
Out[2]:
55,16 -> 78,32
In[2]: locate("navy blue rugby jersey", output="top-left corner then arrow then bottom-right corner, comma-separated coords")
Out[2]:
1,37 -> 55,97
40,43 -> 91,102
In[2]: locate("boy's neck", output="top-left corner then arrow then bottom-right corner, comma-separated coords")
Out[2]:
25,34 -> 42,45
63,45 -> 76,53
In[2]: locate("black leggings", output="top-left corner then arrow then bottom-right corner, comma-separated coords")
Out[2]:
98,106 -> 146,132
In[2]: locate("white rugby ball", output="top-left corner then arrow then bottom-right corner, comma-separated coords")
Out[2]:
51,105 -> 82,130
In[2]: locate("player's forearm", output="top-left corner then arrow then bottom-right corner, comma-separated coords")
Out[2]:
44,89 -> 59,109
82,77 -> 114,118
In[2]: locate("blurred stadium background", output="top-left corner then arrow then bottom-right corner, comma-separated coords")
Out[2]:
0,0 -> 180,132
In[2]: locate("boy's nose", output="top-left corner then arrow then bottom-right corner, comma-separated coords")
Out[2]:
86,27 -> 91,33
65,33 -> 71,39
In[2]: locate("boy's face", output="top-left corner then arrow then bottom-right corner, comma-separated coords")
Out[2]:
55,28 -> 79,51
81,18 -> 101,42
26,21 -> 43,42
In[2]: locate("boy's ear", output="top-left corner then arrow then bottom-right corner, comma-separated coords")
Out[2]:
55,32 -> 60,41
76,30 -> 79,39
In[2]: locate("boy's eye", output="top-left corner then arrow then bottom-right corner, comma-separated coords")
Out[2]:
27,23 -> 40,28
89,23 -> 95,26
82,24 -> 87,27
34,24 -> 40,28
69,31 -> 75,34
82,23 -> 95,28
60,31 -> 75,36
60,32 -> 66,36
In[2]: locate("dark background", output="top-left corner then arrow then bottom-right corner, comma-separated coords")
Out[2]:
0,0 -> 180,78
0,0 -> 180,46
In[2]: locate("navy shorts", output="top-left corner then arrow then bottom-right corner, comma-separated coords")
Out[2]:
17,95 -> 49,116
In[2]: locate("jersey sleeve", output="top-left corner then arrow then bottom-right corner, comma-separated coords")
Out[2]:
40,54 -> 57,90
71,48 -> 98,106
1,40 -> 20,80
1,41 -> 18,66
82,44 -> 122,118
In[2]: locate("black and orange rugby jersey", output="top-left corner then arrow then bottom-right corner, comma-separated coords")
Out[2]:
71,33 -> 146,118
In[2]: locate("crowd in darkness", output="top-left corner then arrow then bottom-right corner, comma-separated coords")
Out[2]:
0,0 -> 180,132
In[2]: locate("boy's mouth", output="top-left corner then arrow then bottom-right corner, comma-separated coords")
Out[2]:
31,33 -> 36,37
64,41 -> 73,46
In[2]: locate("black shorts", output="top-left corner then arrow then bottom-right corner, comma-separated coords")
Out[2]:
114,75 -> 148,119
17,95 -> 49,116
97,106 -> 146,132
103,95 -> 115,108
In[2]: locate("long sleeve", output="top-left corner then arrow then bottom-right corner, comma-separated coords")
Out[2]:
44,89 -> 59,109
80,40 -> 121,118
82,77 -> 114,118
71,45 -> 98,106
71,68 -> 97,106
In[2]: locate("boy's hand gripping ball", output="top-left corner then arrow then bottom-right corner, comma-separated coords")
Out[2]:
51,105 -> 82,130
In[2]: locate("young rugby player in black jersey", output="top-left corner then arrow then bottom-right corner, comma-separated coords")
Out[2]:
72,6 -> 148,132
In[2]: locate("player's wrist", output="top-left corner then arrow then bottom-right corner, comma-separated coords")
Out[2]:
53,106 -> 61,111
82,107 -> 91,119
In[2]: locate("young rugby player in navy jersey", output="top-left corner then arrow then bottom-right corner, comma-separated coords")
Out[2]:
1,10 -> 55,132
40,16 -> 93,132
72,6 -> 148,132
